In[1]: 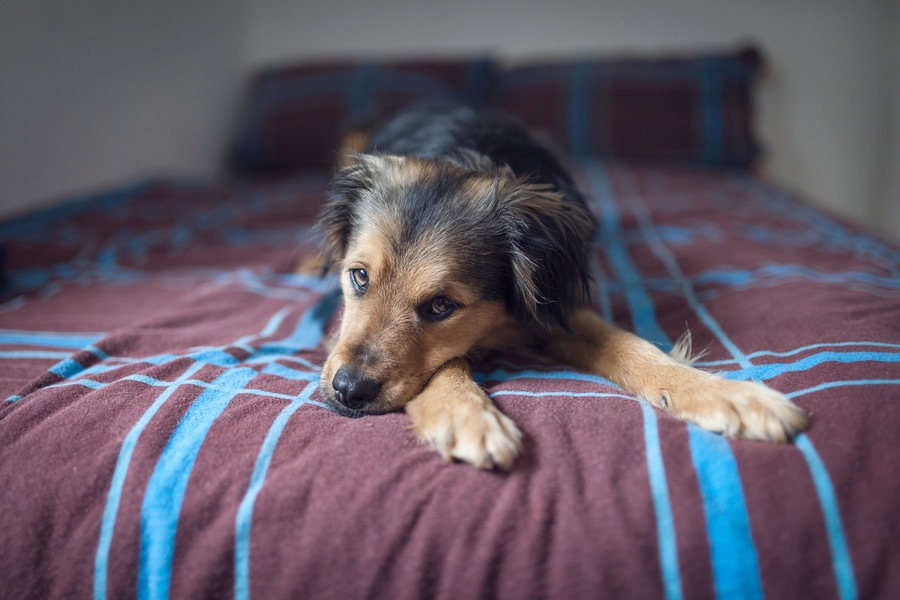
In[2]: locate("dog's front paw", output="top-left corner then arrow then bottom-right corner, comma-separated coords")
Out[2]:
663,369 -> 808,443
410,388 -> 522,470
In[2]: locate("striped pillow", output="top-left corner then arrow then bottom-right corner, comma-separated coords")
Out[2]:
494,47 -> 763,168
230,58 -> 495,174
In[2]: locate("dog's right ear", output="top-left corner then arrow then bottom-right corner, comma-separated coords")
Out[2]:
318,153 -> 376,272
319,153 -> 409,272
319,153 -> 407,273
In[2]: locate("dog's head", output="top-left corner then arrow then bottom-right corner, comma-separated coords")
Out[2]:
317,153 -> 593,414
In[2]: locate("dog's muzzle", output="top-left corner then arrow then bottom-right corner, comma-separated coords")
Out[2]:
331,366 -> 382,410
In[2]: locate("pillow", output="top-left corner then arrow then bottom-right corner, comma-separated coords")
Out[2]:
230,58 -> 495,174
494,47 -> 763,168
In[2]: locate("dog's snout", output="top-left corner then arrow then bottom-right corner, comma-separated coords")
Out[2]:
332,366 -> 382,410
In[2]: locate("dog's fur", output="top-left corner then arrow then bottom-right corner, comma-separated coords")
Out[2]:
315,102 -> 808,470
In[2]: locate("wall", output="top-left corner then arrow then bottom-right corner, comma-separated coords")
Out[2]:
879,1 -> 900,236
1,0 -> 897,239
0,0 -> 245,217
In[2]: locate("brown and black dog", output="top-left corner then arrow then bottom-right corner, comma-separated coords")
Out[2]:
314,102 -> 808,470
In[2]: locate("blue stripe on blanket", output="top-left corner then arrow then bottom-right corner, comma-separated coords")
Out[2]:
688,427 -> 763,599
0,350 -> 73,359
0,329 -> 105,348
586,162 -> 683,599
642,401 -> 684,600
588,161 -> 670,347
788,379 -> 900,398
697,342 -> 900,367
234,380 -> 319,600
282,288 -> 341,349
138,366 -> 257,600
795,434 -> 858,600
720,351 -> 900,382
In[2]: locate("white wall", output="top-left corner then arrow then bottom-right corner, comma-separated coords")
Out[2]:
2,0 -> 897,240
0,0 -> 245,217
879,1 -> 900,236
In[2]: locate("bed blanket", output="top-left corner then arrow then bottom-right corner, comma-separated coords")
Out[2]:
1,162 -> 898,599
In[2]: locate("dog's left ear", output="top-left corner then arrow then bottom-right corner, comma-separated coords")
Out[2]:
318,153 -> 404,272
500,179 -> 595,328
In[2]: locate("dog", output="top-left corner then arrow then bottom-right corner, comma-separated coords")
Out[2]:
314,101 -> 808,470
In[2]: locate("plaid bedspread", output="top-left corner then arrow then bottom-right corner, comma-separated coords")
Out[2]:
1,162 -> 898,599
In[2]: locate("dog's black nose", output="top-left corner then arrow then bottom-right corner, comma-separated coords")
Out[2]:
332,367 -> 381,410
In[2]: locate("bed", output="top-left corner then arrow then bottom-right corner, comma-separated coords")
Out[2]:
1,49 -> 898,599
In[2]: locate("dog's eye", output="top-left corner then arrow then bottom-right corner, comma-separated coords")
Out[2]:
419,296 -> 457,322
349,268 -> 369,293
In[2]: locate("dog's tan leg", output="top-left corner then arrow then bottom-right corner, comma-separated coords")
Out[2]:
406,358 -> 522,470
550,309 -> 808,442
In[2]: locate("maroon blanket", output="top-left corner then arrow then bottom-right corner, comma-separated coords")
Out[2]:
1,162 -> 898,599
